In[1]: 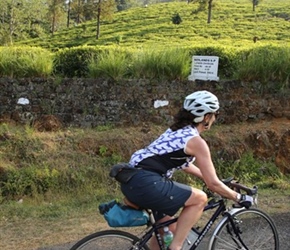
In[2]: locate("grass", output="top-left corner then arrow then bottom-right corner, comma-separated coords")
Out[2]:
0,186 -> 289,250
15,0 -> 290,50
127,47 -> 191,80
0,47 -> 53,77
88,49 -> 130,80
0,121 -> 289,249
3,0 -> 289,84
0,1 -> 289,248
234,45 -> 290,86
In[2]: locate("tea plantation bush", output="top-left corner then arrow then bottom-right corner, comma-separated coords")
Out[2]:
0,44 -> 290,89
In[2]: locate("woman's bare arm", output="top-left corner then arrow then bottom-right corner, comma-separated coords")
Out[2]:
183,162 -> 204,180
185,136 -> 238,201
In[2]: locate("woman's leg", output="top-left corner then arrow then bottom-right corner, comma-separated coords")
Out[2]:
169,187 -> 207,250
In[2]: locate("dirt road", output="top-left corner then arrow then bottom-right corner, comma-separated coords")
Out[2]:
38,212 -> 289,250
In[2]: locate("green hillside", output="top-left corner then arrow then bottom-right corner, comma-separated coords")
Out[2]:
18,0 -> 290,50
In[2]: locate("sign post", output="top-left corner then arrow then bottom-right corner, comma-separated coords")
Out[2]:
188,56 -> 219,81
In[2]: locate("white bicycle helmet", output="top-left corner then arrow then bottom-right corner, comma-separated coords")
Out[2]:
183,90 -> 219,123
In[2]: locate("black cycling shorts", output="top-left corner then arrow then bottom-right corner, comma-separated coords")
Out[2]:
121,169 -> 192,220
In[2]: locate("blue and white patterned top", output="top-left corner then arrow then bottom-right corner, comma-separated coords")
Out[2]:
129,126 -> 199,177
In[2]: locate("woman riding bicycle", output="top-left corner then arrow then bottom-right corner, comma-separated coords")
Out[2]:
120,90 -> 253,250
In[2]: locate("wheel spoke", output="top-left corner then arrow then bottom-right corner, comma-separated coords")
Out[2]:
214,235 -> 243,249
70,230 -> 149,250
209,209 -> 279,250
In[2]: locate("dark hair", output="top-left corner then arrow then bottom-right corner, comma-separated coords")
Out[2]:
170,108 -> 199,131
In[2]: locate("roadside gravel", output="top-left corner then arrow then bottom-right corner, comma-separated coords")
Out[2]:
38,212 -> 290,250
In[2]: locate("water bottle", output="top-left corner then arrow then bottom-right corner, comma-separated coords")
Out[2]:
163,226 -> 174,249
182,228 -> 200,250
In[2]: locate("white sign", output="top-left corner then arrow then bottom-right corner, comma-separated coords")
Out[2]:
17,97 -> 30,105
154,100 -> 169,108
188,56 -> 219,81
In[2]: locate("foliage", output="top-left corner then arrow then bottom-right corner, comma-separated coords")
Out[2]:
234,45 -> 290,88
88,46 -> 193,81
0,0 -> 118,45
0,0 -> 49,45
47,0 -> 67,35
129,48 -> 191,80
0,46 -> 53,77
0,44 -> 290,87
53,46 -> 101,77
14,0 -> 290,49
0,0 -> 287,85
214,152 -> 283,184
88,49 -> 131,80
116,0 -> 135,11
0,123 -> 124,200
0,123 -> 287,202
0,1 -> 290,83
172,13 -> 182,24
0,165 -> 59,198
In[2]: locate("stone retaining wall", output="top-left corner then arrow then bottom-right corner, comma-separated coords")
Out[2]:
0,78 -> 289,127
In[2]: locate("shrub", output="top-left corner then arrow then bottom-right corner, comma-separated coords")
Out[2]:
0,46 -> 53,77
235,45 -> 290,89
130,48 -> 190,80
0,44 -> 290,85
172,13 -> 182,25
53,46 -> 102,77
0,165 -> 59,198
88,49 -> 131,80
214,152 -> 282,184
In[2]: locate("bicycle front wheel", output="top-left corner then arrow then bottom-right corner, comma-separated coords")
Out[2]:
209,208 -> 279,250
70,229 -> 150,250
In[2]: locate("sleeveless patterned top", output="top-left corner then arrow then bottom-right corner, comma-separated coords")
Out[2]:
129,125 -> 199,177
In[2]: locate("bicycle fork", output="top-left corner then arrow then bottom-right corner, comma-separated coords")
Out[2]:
226,215 -> 249,250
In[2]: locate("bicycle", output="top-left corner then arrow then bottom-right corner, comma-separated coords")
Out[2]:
70,177 -> 279,250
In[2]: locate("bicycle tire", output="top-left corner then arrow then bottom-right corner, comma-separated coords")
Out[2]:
208,208 -> 279,250
70,229 -> 150,250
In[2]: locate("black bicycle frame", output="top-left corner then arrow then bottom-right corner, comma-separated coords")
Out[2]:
133,199 -> 228,250
188,200 -> 227,250
225,212 -> 249,250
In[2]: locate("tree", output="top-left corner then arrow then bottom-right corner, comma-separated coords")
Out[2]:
115,0 -> 133,12
207,0 -> 213,23
70,0 -> 85,25
64,0 -> 115,39
0,0 -> 48,45
0,0 -> 23,44
22,0 -> 48,38
188,0 -> 207,12
47,0 -> 66,35
189,0 -> 214,24
66,0 -> 71,28
89,0 -> 115,39
252,0 -> 261,12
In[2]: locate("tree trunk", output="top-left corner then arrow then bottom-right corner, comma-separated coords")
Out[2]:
207,0 -> 213,24
9,4 -> 14,44
76,0 -> 81,24
96,0 -> 101,39
52,10 -> 56,35
67,0 -> 71,28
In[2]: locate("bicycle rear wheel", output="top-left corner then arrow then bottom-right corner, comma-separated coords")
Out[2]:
70,229 -> 150,250
209,208 -> 279,250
